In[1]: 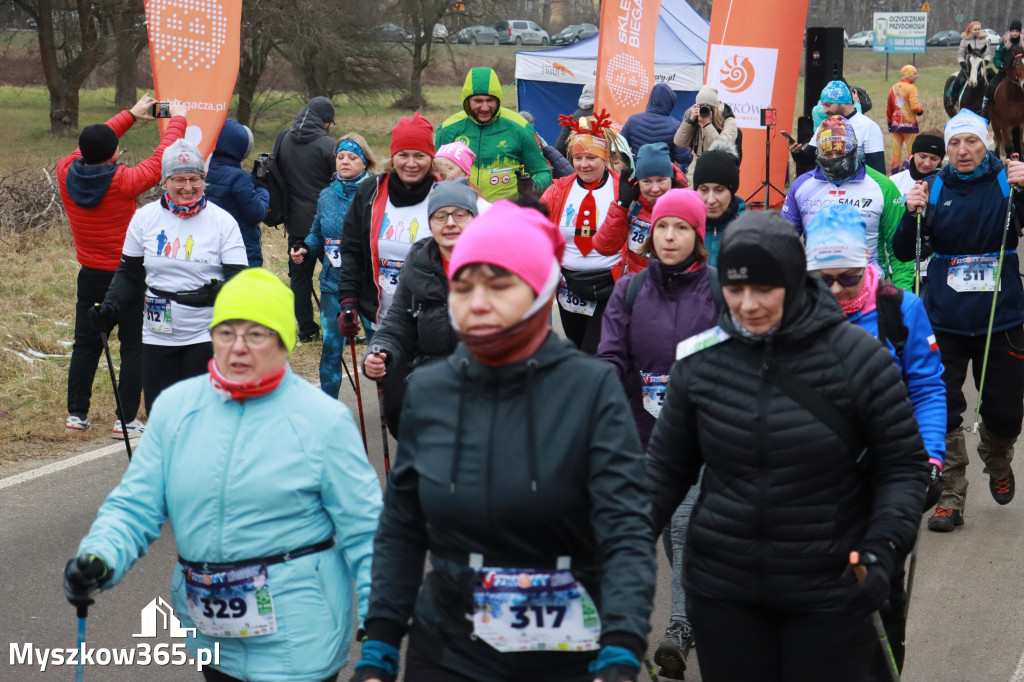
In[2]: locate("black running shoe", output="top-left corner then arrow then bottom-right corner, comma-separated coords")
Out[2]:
927,507 -> 964,532
990,469 -> 1015,505
654,621 -> 694,680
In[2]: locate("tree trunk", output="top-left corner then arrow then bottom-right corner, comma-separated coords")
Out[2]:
50,83 -> 80,131
113,37 -> 138,109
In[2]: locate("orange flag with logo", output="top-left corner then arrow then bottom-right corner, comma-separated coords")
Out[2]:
144,0 -> 242,163
704,0 -> 809,206
594,0 -> 663,128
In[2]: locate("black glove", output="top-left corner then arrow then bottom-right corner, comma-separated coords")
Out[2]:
64,554 -> 111,610
843,547 -> 892,615
960,61 -> 969,74
617,171 -> 640,207
924,464 -> 943,512
88,303 -> 119,335
515,166 -> 537,197
338,298 -> 361,338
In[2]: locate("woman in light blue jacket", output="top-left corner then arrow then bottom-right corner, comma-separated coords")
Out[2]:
63,268 -> 383,682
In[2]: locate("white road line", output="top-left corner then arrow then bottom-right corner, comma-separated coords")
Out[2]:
0,440 -> 135,490
1011,649 -> 1024,682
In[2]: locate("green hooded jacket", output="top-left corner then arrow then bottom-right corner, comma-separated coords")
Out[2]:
435,67 -> 552,202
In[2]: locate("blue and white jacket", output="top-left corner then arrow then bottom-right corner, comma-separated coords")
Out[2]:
304,172 -> 370,295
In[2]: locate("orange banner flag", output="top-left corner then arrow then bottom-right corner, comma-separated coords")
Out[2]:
144,0 -> 242,163
704,0 -> 809,207
594,0 -> 664,128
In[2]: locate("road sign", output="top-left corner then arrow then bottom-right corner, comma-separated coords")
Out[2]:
920,2 -> 930,11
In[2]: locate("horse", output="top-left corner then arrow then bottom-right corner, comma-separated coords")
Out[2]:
991,51 -> 1024,158
944,51 -> 989,117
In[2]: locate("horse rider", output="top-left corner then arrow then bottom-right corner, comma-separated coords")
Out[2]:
983,19 -> 1023,118
949,21 -> 993,103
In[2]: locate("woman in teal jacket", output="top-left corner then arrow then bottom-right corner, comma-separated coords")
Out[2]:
64,268 -> 383,682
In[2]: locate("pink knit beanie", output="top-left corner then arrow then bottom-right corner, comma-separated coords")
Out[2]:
436,141 -> 476,176
448,200 -> 565,294
649,189 -> 708,241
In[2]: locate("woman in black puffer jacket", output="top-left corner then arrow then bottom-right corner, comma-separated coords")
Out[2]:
363,179 -> 480,433
646,212 -> 928,682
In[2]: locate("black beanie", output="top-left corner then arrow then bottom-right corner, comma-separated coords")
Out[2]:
1011,20 -> 1022,32
912,134 -> 945,159
78,124 -> 119,164
693,149 -> 740,195
306,96 -> 335,124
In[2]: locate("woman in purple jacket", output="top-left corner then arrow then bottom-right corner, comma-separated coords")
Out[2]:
597,188 -> 715,681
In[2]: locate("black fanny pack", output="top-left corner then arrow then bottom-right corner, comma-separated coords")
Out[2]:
561,267 -> 616,303
177,537 -> 335,572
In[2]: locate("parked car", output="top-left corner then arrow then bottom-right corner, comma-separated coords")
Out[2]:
432,24 -> 449,43
457,25 -> 500,45
379,23 -> 412,42
983,28 -> 1002,45
927,29 -> 960,46
848,30 -> 873,47
551,23 -> 598,45
495,19 -> 550,45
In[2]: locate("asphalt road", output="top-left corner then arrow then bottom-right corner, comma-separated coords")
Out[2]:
2,359 -> 1024,681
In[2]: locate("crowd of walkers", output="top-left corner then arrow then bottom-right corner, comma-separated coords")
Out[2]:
55,43 -> 1024,682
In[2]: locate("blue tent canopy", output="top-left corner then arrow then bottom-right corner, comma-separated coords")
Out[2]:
514,0 -> 710,144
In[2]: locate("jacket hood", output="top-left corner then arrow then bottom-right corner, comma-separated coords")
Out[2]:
289,107 -> 330,144
461,67 -> 503,122
938,150 -> 1005,187
712,212 -> 846,342
646,83 -> 677,115
65,159 -> 118,208
212,119 -> 254,163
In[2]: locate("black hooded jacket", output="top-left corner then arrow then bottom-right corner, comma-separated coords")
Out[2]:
276,106 -> 337,238
364,334 -> 655,678
646,215 -> 928,612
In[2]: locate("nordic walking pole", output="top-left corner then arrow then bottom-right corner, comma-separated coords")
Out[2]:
973,153 -> 1018,433
851,552 -> 901,682
643,653 -> 661,681
346,339 -> 368,452
914,180 -> 924,296
371,344 -> 392,474
99,327 -> 132,462
904,537 -> 919,620
75,601 -> 87,682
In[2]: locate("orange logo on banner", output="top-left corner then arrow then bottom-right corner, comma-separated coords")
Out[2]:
720,56 -> 756,93
551,62 -> 576,78
594,0 -> 663,128
146,0 -> 242,162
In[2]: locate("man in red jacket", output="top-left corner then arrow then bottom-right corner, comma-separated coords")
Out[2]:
57,94 -> 187,435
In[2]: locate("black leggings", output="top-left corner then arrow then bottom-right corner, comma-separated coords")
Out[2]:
142,342 -> 212,414
202,667 -> 337,682
557,298 -> 609,355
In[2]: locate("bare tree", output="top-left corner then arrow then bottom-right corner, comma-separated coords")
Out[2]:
391,0 -> 453,108
14,0 -> 111,131
235,0 -> 286,126
108,0 -> 146,109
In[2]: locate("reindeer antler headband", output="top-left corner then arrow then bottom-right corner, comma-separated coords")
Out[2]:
559,109 -> 622,161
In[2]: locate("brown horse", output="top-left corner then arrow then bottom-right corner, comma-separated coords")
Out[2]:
992,51 -> 1024,158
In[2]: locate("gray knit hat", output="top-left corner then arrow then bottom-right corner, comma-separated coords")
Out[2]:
428,178 -> 479,217
161,139 -> 206,184
307,96 -> 335,124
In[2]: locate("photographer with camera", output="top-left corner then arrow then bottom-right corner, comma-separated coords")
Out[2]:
206,119 -> 270,266
673,85 -> 739,186
57,94 -> 187,436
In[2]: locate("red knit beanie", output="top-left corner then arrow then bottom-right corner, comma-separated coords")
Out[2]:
390,112 -> 435,157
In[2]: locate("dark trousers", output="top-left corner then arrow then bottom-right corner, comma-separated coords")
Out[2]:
688,595 -> 876,682
202,667 -> 337,682
142,342 -> 212,415
381,360 -> 411,439
67,267 -> 143,421
557,298 -> 609,355
936,327 -> 1024,437
288,233 -> 319,339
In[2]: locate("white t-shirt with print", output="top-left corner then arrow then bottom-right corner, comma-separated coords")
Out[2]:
559,178 -> 619,271
122,200 -> 248,346
376,198 -> 431,325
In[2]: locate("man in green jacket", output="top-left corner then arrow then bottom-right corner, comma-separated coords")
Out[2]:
435,67 -> 552,202
983,19 -> 1021,118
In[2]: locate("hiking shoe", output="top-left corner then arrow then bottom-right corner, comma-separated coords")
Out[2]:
65,415 -> 91,432
927,507 -> 964,532
298,331 -> 321,344
112,419 -> 146,439
990,469 -> 1015,505
654,621 -> 694,680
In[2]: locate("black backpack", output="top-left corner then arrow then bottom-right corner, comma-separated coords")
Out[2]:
875,280 -> 909,360
263,129 -> 290,227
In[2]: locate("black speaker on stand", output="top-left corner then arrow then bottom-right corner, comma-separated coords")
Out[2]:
795,27 -> 845,176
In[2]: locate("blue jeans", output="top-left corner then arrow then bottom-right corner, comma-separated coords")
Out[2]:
317,294 -> 374,399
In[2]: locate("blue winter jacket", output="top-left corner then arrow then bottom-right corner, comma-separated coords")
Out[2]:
848,279 -> 946,466
206,119 -> 270,266
620,83 -> 692,168
78,370 -> 383,682
892,152 -> 1024,336
304,173 -> 369,295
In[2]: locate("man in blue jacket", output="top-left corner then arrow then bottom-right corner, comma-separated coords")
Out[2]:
621,83 -> 692,171
205,119 -> 269,266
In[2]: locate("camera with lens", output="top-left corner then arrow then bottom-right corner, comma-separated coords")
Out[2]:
698,104 -> 713,119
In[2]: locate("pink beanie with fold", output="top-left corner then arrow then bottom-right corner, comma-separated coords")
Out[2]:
448,200 -> 565,294
436,141 -> 477,177
649,188 -> 708,241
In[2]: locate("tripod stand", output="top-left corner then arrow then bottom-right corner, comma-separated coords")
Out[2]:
745,117 -> 787,210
